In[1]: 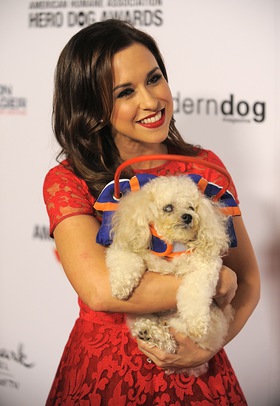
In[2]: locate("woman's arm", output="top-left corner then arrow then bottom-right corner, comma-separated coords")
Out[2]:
54,211 -> 239,315
53,213 -> 181,313
137,216 -> 260,370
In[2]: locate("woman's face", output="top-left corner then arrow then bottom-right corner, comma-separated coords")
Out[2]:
110,43 -> 173,153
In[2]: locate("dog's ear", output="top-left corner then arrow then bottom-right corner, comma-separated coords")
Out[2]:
110,188 -> 153,252
195,193 -> 230,256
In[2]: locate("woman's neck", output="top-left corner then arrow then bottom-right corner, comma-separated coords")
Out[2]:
117,142 -> 168,170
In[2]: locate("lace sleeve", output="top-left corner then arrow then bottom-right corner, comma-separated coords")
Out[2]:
43,163 -> 96,236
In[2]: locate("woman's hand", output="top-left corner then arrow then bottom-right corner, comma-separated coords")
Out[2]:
136,266 -> 237,372
213,265 -> 238,309
137,330 -> 217,372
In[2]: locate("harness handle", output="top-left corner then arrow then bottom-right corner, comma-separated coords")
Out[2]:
113,154 -> 232,201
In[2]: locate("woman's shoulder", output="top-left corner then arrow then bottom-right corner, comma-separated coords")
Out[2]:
197,148 -> 227,167
43,160 -> 89,194
43,159 -> 96,208
43,160 -> 96,236
196,149 -> 239,201
44,159 -> 80,184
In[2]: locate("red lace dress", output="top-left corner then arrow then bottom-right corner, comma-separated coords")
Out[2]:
43,150 -> 247,406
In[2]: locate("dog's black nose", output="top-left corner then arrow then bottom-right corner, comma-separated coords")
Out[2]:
182,213 -> 193,224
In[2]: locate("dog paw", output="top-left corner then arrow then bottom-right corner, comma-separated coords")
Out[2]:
132,317 -> 177,353
107,250 -> 145,300
187,317 -> 209,339
110,270 -> 144,299
111,284 -> 133,300
137,329 -> 151,342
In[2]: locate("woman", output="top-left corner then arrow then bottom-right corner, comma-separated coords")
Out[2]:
43,19 -> 260,405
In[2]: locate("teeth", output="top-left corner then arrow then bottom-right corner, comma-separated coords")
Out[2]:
140,110 -> 162,124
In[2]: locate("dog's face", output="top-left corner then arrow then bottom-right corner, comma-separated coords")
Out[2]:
146,176 -> 201,244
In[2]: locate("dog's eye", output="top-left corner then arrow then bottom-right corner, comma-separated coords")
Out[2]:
163,204 -> 174,213
189,206 -> 195,211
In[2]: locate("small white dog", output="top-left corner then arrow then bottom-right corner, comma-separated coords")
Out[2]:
106,175 -> 234,376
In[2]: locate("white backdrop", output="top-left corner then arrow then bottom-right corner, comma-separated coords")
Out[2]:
0,1 -> 279,405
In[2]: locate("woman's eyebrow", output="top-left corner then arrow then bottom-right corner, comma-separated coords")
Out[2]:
113,66 -> 160,93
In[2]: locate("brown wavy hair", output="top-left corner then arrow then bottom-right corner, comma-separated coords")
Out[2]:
53,19 -> 200,197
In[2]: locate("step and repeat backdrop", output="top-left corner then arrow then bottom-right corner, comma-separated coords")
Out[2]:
0,0 -> 279,405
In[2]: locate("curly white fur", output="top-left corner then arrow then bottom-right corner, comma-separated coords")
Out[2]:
106,175 -> 234,377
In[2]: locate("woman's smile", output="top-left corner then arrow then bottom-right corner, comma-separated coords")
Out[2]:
137,109 -> 165,128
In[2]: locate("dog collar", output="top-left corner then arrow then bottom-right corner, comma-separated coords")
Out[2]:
149,224 -> 193,258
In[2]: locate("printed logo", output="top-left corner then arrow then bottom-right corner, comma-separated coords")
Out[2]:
173,92 -> 266,123
0,344 -> 35,390
33,224 -> 52,240
0,84 -> 27,115
28,0 -> 164,28
33,224 -> 60,261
